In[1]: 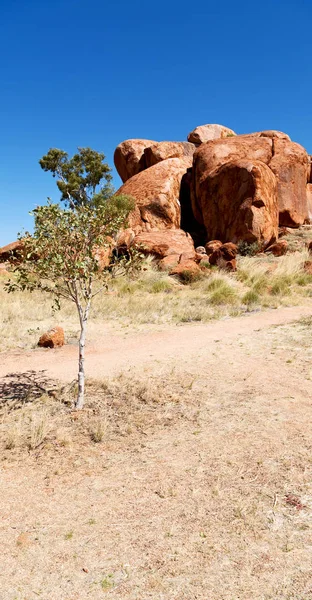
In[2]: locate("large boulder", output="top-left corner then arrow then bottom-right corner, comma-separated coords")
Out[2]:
116,158 -> 189,233
131,229 -> 195,260
187,124 -> 236,146
192,159 -> 278,244
192,135 -> 309,230
114,139 -> 155,183
192,136 -> 274,225
144,142 -> 195,168
269,139 -> 310,227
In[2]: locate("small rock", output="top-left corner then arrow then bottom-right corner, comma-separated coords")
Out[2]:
205,240 -> 222,256
170,259 -> 201,281
38,326 -> 65,348
264,240 -> 288,256
195,246 -> 206,255
209,243 -> 238,272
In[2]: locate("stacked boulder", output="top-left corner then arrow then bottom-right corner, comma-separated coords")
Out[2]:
114,124 -> 311,273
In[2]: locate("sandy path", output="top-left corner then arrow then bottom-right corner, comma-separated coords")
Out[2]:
0,305 -> 311,383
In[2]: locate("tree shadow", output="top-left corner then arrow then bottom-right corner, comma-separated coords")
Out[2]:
0,370 -> 59,411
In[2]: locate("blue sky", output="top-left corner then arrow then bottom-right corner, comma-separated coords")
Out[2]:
1,0 -> 311,244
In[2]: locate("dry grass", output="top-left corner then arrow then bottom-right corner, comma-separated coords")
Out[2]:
2,244 -> 312,351
0,371 -> 193,454
1,315 -> 312,598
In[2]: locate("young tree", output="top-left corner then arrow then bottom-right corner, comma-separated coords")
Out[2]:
6,196 -> 134,409
39,147 -> 113,208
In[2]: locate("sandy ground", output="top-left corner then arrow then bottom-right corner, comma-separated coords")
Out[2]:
1,305 -> 312,383
1,305 -> 312,599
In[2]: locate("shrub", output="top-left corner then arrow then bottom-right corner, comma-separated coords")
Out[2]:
237,240 -> 261,257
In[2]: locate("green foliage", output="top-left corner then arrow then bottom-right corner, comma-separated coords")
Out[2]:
39,147 -> 113,207
237,240 -> 261,257
5,196 -> 135,312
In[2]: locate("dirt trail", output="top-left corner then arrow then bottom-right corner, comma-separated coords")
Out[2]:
0,305 -> 311,383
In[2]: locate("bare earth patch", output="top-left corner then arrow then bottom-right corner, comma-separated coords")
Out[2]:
1,306 -> 312,599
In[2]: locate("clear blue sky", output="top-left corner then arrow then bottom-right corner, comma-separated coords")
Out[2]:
1,0 -> 311,244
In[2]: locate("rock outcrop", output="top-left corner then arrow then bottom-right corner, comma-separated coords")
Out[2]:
116,158 -> 190,232
193,158 -> 278,244
191,134 -> 309,230
114,139 -> 195,183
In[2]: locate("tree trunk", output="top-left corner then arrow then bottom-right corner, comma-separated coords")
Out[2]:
75,319 -> 86,409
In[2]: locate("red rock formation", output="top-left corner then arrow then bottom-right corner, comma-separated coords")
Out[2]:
38,326 -> 65,348
269,139 -> 310,227
193,158 -> 278,244
114,139 -> 155,183
144,142 -> 195,168
192,136 -> 273,225
112,127 -> 311,264
131,229 -> 195,260
116,158 -> 190,233
187,124 -> 236,145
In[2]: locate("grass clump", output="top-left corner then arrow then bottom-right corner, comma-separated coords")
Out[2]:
242,289 -> 260,306
150,279 -> 175,293
29,411 -> 49,450
89,416 -> 108,443
204,276 -> 239,306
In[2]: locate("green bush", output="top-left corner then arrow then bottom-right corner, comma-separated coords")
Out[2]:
237,240 -> 261,257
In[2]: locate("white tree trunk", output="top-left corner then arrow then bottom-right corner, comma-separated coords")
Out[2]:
75,302 -> 91,410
